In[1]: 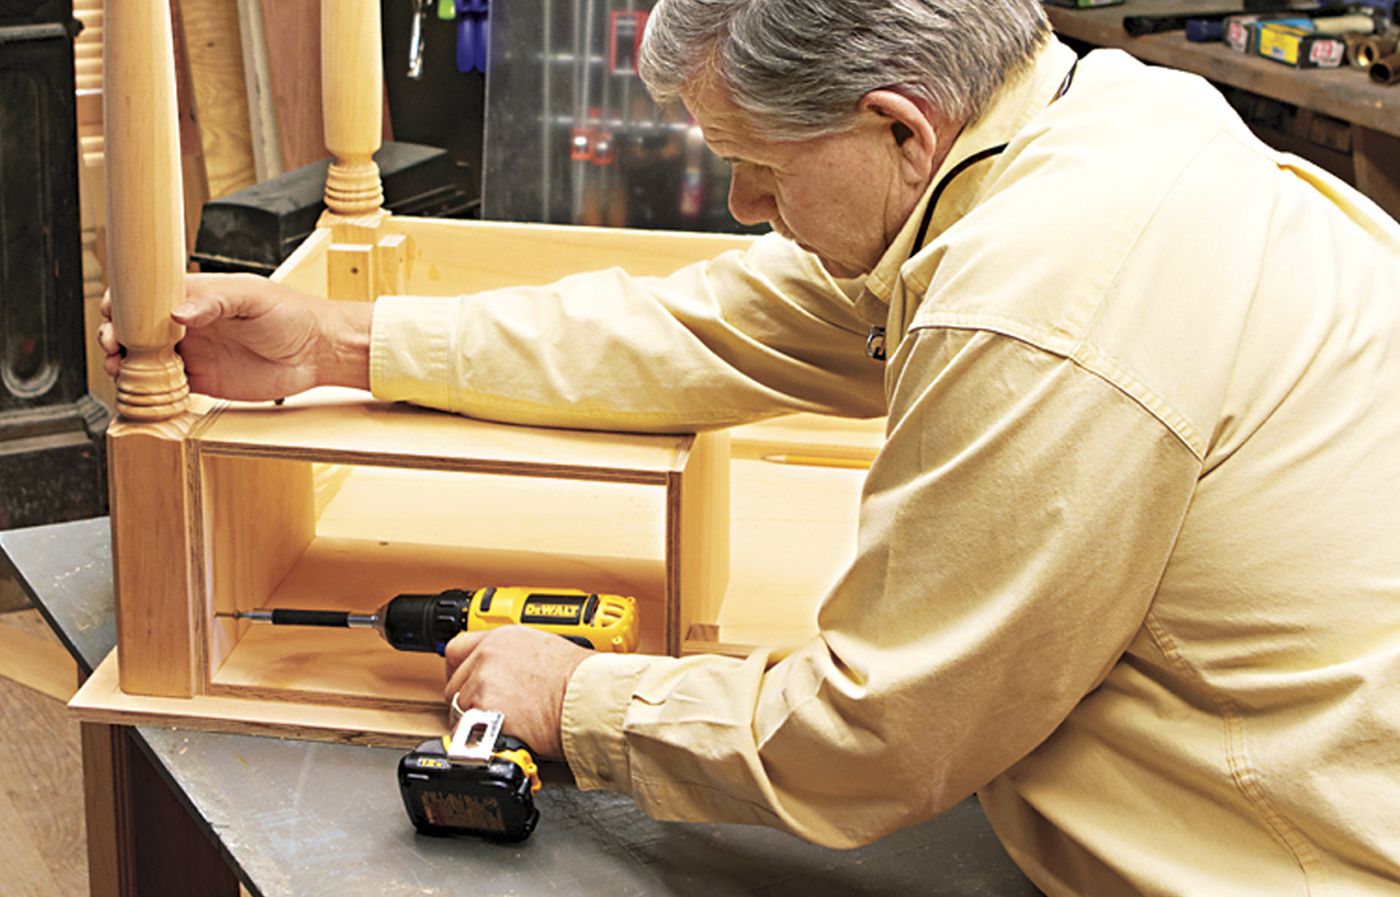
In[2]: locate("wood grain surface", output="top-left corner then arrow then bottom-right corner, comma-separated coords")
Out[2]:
0,611 -> 88,897
180,0 -> 257,198
259,0 -> 324,172
194,388 -> 694,480
389,216 -> 757,296
71,650 -> 446,748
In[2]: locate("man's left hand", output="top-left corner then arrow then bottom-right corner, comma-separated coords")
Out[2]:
443,626 -> 591,760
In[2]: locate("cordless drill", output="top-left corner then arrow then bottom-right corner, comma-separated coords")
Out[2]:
229,586 -> 640,654
230,586 -> 640,841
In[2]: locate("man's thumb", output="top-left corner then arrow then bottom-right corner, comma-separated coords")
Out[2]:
171,297 -> 221,328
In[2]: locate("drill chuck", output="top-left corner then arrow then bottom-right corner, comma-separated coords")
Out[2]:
380,589 -> 472,653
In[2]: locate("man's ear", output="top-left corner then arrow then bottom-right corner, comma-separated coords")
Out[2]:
857,89 -> 942,184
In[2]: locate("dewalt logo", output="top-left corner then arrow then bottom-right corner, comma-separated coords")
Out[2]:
528,603 -> 579,618
520,595 -> 585,625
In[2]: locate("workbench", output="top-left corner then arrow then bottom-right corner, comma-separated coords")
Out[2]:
1,517 -> 1043,897
1046,0 -> 1400,220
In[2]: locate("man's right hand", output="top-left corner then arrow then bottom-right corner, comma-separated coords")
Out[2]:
98,273 -> 372,402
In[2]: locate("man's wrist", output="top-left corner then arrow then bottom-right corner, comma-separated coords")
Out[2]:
315,299 -> 373,390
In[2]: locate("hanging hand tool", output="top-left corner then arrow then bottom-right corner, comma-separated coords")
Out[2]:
408,0 -> 434,79
225,586 -> 640,654
457,0 -> 489,74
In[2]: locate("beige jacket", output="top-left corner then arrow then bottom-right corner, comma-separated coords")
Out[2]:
372,39 -> 1400,897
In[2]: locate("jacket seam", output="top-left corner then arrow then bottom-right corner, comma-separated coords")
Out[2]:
1142,611 -> 1331,896
906,317 -> 1203,460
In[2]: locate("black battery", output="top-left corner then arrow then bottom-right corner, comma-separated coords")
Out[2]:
397,735 -> 540,842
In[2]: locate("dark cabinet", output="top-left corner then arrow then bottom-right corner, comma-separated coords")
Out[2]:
0,0 -> 108,530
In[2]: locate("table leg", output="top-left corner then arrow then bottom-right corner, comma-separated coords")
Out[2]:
81,723 -> 239,897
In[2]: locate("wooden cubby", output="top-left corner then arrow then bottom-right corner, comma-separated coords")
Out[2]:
70,0 -> 882,747
191,391 -> 729,710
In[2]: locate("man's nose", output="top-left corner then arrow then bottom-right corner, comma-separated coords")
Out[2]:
727,169 -> 776,227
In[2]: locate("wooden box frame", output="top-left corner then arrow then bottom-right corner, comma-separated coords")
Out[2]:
71,0 -> 881,746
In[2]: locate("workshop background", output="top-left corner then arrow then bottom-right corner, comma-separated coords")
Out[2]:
1,0 -> 1397,894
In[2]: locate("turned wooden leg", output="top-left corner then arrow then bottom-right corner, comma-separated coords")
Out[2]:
103,0 -> 189,421
103,0 -> 199,698
321,0 -> 385,223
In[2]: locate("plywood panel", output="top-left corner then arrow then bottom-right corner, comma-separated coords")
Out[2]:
72,650 -> 447,747
674,430 -> 730,655
196,389 -> 693,480
314,465 -> 666,561
258,0 -> 323,172
269,224 -> 330,295
686,457 -> 865,656
390,217 -> 757,296
209,531 -> 668,704
199,455 -> 316,677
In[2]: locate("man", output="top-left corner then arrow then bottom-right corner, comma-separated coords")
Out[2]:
101,0 -> 1400,893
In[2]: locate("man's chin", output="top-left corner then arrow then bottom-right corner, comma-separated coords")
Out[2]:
815,254 -> 865,280
772,229 -> 865,279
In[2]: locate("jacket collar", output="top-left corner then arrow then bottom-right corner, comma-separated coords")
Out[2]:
858,37 -> 1080,314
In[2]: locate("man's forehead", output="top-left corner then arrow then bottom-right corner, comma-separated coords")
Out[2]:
682,80 -> 760,149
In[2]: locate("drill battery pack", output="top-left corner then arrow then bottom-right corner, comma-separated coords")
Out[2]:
398,733 -> 541,842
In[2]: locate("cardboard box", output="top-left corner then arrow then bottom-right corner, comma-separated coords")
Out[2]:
1257,21 -> 1348,67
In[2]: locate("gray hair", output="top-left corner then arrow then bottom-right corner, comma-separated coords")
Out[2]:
640,0 -> 1050,139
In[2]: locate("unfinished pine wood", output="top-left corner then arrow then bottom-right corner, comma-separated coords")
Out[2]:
235,0 -> 283,180
74,1 -> 104,92
76,60 -> 107,400
373,232 -> 410,296
181,0 -> 257,198
269,224 -> 330,295
195,388 -> 695,481
73,650 -> 447,748
319,0 -> 384,227
199,455 -> 316,680
683,457 -> 864,656
389,217 -> 757,295
104,0 -> 190,419
312,466 -> 666,567
731,413 -> 884,462
673,431 -> 730,655
108,419 -> 199,697
326,242 -> 373,301
0,622 -> 78,702
208,532 -> 665,708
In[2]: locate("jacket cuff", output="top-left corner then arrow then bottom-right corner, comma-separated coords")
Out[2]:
561,652 -> 656,792
369,296 -> 458,410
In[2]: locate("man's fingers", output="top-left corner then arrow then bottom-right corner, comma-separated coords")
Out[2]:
444,656 -> 480,707
103,354 -> 121,379
99,291 -> 111,319
444,629 -> 488,670
443,630 -> 489,699
97,322 -> 116,354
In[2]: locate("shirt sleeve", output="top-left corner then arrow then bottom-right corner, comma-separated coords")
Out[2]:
368,233 -> 886,432
562,327 -> 1202,847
